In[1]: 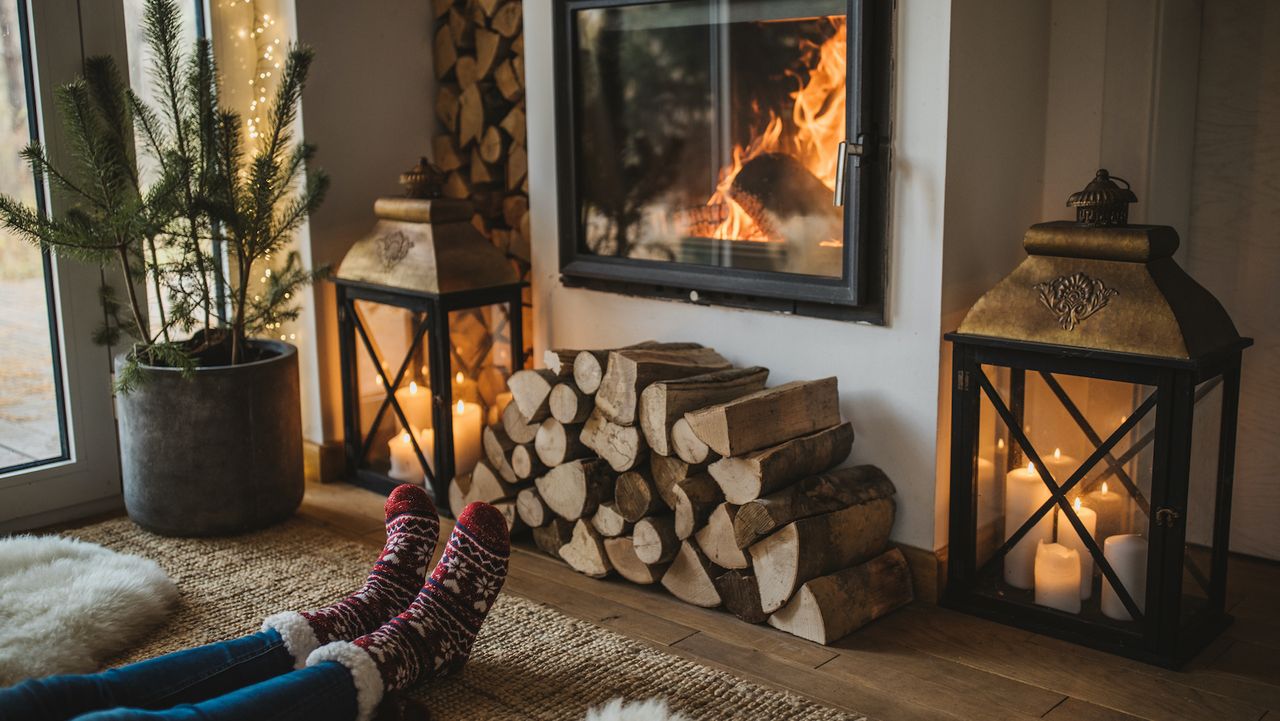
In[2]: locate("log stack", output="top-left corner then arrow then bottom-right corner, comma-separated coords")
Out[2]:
450,341 -> 914,646
433,0 -> 529,267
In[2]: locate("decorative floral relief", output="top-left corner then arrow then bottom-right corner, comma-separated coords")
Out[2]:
1034,272 -> 1119,331
378,230 -> 414,269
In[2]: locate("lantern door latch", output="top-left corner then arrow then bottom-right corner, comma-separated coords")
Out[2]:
955,370 -> 972,392
833,138 -> 867,207
1155,507 -> 1182,528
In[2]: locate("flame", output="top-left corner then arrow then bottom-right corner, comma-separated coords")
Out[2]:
1101,481 -> 1110,495
1074,497 -> 1082,512
409,381 -> 418,394
456,399 -> 465,414
699,17 -> 847,244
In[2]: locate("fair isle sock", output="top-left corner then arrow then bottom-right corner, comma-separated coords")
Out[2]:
308,501 -> 510,706
263,484 -> 439,666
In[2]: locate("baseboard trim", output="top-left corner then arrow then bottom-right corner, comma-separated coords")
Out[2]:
304,440 -> 346,484
2,494 -> 125,534
896,542 -> 947,603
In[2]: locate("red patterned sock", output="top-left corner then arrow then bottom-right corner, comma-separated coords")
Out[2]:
308,502 -> 509,714
263,484 -> 439,667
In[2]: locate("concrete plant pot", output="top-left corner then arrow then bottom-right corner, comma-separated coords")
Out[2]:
116,339 -> 304,536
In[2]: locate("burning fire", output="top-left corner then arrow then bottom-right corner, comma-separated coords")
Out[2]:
702,17 -> 847,244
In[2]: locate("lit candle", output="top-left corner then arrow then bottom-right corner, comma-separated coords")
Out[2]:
393,381 -> 432,434
1056,497 -> 1098,599
451,399 -> 484,474
388,431 -> 426,484
1004,462 -> 1054,589
1043,447 -> 1077,485
1034,541 -> 1082,614
1101,534 -> 1148,621
1084,481 -> 1126,542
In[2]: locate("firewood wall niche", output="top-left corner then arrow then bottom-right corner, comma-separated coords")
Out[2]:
553,0 -> 891,320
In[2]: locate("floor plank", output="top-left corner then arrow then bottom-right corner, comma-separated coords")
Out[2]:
870,604 -> 1268,721
1042,698 -> 1146,721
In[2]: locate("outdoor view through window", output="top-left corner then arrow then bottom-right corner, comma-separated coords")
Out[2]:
573,0 -> 847,278
0,4 -> 62,472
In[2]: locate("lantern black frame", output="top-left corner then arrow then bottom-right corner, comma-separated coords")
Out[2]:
943,332 -> 1251,668
334,277 -> 526,514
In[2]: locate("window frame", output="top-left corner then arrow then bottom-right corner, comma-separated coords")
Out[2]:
552,0 -> 890,322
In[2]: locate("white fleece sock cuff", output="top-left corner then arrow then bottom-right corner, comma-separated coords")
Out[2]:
307,641 -> 385,721
261,611 -> 321,669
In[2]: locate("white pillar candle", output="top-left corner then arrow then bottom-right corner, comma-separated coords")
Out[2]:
1034,541 -> 1082,614
393,381 -> 432,434
1084,481 -> 1126,542
1004,462 -> 1054,589
451,400 -> 484,474
388,431 -> 425,483
1043,447 -> 1077,485
1101,533 -> 1148,621
1056,497 -> 1098,599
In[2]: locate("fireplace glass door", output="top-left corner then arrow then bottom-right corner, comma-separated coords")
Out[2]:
558,0 -> 878,311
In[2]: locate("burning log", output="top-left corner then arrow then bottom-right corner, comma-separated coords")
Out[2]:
727,152 -> 842,247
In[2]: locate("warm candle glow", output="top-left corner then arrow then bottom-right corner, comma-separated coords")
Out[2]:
997,438 -> 1005,449
1101,481 -> 1109,494
1054,448 -> 1062,459
456,399 -> 465,414
409,381 -> 418,394
455,371 -> 464,384
1027,462 -> 1035,473
399,431 -> 410,444
1074,497 -> 1083,512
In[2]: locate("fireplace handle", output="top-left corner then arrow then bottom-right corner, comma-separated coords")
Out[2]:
834,140 -> 865,207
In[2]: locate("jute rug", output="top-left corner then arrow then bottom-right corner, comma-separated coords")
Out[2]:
65,517 -> 864,721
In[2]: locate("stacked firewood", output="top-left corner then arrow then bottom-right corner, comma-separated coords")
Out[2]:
452,342 -> 915,645
432,0 -> 530,264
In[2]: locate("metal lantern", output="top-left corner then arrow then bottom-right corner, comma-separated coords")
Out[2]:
943,170 -> 1251,667
334,160 -> 525,511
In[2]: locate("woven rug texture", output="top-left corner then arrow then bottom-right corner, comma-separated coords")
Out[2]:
64,516 -> 864,721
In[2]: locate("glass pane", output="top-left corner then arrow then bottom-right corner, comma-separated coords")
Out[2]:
353,300 -> 429,484
572,0 -> 847,277
0,3 -> 66,472
975,365 -> 1154,624
1183,376 -> 1224,623
448,305 -> 515,475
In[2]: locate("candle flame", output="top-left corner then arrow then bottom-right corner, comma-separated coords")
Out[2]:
409,381 -> 418,394
1074,497 -> 1082,511
997,438 -> 1005,449
1101,481 -> 1109,494
399,431 -> 410,443
455,371 -> 464,384
1053,448 -> 1062,459
1026,462 -> 1035,473
375,375 -> 384,387
456,399 -> 465,414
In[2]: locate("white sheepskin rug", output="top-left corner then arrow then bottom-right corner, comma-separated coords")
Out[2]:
585,698 -> 691,721
0,534 -> 178,685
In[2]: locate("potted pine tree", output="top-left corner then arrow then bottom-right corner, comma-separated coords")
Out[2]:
0,0 -> 328,535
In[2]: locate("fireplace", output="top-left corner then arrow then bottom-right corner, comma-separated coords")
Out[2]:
554,0 -> 889,319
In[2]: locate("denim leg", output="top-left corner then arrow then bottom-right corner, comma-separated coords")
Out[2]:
0,630 -> 295,721
66,662 -> 359,721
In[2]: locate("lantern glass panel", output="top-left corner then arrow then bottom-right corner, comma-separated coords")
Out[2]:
974,363 -> 1156,624
350,300 -> 433,482
1181,377 -> 1224,624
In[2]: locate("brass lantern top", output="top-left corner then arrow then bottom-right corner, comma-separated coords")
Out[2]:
956,170 -> 1243,360
334,160 -> 519,296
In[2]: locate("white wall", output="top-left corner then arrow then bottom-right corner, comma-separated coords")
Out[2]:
1185,0 -> 1280,560
525,0 -> 955,552
295,0 -> 435,442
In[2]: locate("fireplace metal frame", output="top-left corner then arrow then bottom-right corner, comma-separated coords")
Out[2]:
552,0 -> 891,322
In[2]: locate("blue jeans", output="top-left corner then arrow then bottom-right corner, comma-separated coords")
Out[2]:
0,630 -> 358,721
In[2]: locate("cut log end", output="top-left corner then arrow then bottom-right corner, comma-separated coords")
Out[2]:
767,548 -> 914,645
604,537 -> 668,585
661,540 -> 723,608
560,520 -> 612,578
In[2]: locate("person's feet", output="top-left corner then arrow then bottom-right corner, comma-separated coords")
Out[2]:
263,484 -> 439,666
308,502 -> 509,716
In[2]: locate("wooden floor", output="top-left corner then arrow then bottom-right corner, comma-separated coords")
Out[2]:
299,480 -> 1278,721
